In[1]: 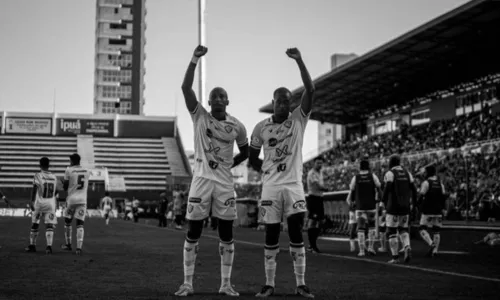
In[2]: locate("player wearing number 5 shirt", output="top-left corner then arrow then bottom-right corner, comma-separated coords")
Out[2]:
61,153 -> 89,256
25,157 -> 58,254
250,48 -> 315,298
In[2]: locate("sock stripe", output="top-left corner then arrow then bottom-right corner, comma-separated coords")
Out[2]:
185,237 -> 198,244
264,244 -> 280,250
219,239 -> 234,245
46,228 -> 54,232
76,225 -> 84,229
289,242 -> 304,248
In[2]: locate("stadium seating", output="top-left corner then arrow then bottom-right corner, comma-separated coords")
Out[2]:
93,137 -> 187,191
0,135 -> 77,189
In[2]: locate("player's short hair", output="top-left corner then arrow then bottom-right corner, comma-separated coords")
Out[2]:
360,159 -> 370,171
70,153 -> 81,165
389,155 -> 401,169
425,165 -> 436,177
105,191 -> 110,196
209,87 -> 228,99
39,157 -> 50,168
273,87 -> 292,100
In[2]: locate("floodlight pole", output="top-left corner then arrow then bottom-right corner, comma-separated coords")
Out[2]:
198,0 -> 207,108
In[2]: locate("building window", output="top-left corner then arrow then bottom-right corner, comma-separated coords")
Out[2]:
102,85 -> 132,98
114,8 -> 119,14
102,69 -> 132,83
109,39 -> 126,45
110,23 -> 127,30
107,54 -> 132,68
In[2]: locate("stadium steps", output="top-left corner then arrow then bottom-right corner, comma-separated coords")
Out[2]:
0,135 -> 77,189
162,138 -> 190,177
93,137 -> 169,191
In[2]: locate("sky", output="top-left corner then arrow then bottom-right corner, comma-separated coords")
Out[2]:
0,0 -> 469,157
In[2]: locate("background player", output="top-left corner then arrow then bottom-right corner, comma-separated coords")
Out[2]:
382,155 -> 417,264
61,153 -> 89,255
25,157 -> 58,254
175,45 -> 248,297
249,48 -> 315,298
377,202 -> 387,252
306,157 -> 328,253
418,165 -> 446,257
346,159 -> 382,257
101,192 -> 113,226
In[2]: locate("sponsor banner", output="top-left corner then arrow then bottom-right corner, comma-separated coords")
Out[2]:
5,117 -> 52,135
0,208 -> 117,218
89,167 -> 107,181
56,118 -> 114,136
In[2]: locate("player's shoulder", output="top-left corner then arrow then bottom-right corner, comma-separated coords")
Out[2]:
254,117 -> 270,131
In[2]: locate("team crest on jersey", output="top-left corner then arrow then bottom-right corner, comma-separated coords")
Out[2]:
284,120 -> 292,128
48,213 -> 54,220
268,138 -> 278,147
187,204 -> 194,213
79,210 -> 85,216
209,160 -> 219,169
260,207 -> 266,217
252,136 -> 260,145
224,125 -> 233,133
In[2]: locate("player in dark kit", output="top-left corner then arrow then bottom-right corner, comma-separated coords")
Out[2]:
382,155 -> 417,264
418,165 -> 446,257
346,159 -> 382,256
306,157 -> 328,253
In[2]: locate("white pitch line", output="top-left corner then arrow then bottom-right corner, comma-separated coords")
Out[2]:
127,221 -> 500,283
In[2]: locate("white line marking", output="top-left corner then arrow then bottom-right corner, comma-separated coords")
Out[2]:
127,221 -> 500,283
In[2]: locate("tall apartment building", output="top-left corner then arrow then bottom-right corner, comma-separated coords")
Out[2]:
94,0 -> 146,115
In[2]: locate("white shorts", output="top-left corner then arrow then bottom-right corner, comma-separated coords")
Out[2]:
386,214 -> 409,228
186,176 -> 237,221
419,214 -> 443,228
102,206 -> 112,217
32,200 -> 57,225
63,203 -> 87,221
259,182 -> 307,224
348,211 -> 357,225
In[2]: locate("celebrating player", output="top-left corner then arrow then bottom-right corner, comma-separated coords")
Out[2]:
101,192 -> 113,226
346,159 -> 382,257
249,48 -> 315,298
418,165 -> 446,257
25,157 -> 58,254
382,155 -> 417,264
306,157 -> 328,253
174,45 -> 248,297
61,153 -> 89,255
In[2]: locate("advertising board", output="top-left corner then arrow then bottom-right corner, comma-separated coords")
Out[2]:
56,118 -> 113,136
5,117 -> 52,135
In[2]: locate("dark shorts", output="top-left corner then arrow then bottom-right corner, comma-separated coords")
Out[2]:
306,195 -> 324,220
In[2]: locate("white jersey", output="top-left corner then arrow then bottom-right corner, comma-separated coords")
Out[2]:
64,165 -> 89,205
191,103 -> 248,186
33,170 -> 57,206
251,106 -> 310,186
101,196 -> 113,209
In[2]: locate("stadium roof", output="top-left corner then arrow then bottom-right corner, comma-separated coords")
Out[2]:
259,0 -> 500,124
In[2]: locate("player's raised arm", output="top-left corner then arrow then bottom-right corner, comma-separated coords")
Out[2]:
181,45 -> 208,113
286,48 -> 315,115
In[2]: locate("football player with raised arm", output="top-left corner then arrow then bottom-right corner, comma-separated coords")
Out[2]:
249,48 -> 315,298
174,45 -> 248,297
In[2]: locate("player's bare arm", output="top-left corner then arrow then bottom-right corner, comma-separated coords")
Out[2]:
181,45 -> 208,112
249,147 -> 263,173
30,185 -> 37,211
286,48 -> 315,115
232,144 -> 249,168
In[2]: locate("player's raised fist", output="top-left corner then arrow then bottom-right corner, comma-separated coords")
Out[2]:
193,45 -> 208,58
286,48 -> 301,60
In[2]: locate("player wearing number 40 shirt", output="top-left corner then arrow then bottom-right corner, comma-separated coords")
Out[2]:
25,157 -> 58,254
175,45 -> 248,298
61,153 -> 89,256
382,155 -> 418,264
250,48 -> 315,299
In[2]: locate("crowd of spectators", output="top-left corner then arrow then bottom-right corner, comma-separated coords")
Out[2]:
302,107 -> 500,222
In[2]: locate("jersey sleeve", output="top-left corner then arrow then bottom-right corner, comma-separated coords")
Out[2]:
33,173 -> 41,188
372,174 -> 381,187
190,102 -> 208,124
291,106 -> 310,131
420,181 -> 429,194
349,176 -> 356,191
235,120 -> 248,147
64,167 -> 70,181
384,170 -> 394,183
250,121 -> 264,149
408,171 -> 415,183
